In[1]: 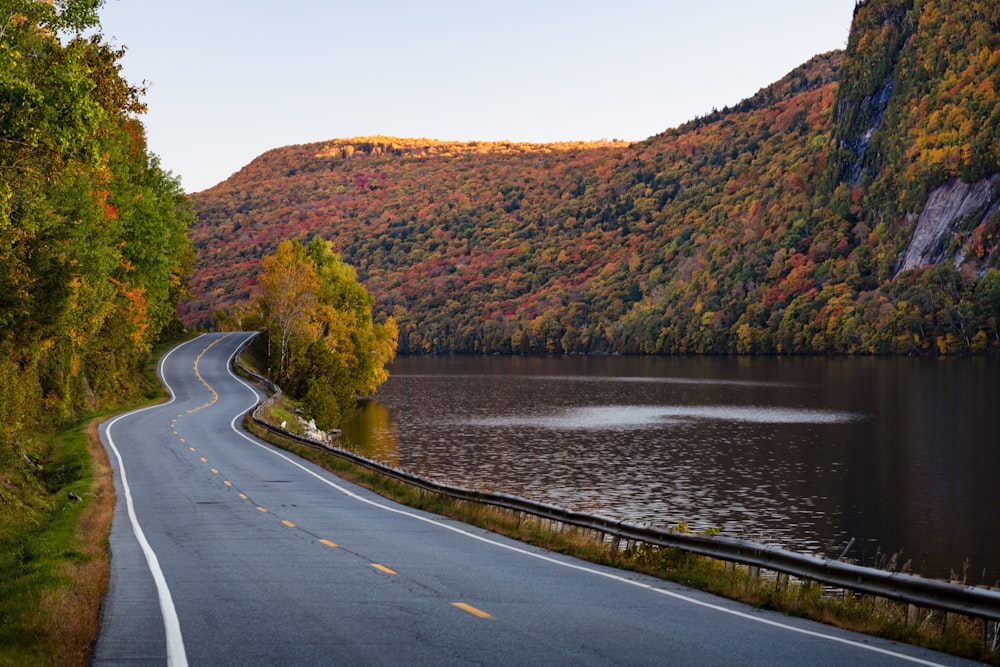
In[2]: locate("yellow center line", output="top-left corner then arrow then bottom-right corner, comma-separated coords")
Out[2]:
282,520 -> 296,528
256,506 -> 267,513
200,457 -> 208,463
371,564 -> 397,575
188,447 -> 196,452
211,469 -> 218,474
179,438 -> 185,443
452,602 -> 493,619
187,334 -> 230,414
239,493 -> 248,500
223,481 -> 232,487
319,539 -> 337,548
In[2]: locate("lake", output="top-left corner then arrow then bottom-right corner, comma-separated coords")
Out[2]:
340,355 -> 998,582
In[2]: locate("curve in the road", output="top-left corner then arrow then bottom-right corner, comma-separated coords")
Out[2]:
97,333 -> 967,666
102,340 -> 193,666
221,362 -> 945,667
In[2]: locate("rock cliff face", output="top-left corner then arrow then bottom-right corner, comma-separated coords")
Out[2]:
828,0 -> 1000,283
897,176 -> 1000,275
826,0 -> 911,190
841,75 -> 895,186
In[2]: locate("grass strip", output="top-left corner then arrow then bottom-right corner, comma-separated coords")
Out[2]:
0,420 -> 114,667
0,339 -> 182,666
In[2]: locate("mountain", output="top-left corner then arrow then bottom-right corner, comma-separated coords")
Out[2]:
187,0 -> 1000,355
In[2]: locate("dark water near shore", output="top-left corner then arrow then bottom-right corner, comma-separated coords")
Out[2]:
341,355 -> 998,582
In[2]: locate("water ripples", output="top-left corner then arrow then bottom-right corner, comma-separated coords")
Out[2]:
340,355 -> 999,579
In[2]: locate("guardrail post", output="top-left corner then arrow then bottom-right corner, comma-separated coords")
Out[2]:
946,578 -> 961,630
609,536 -> 622,558
988,614 -> 999,652
991,588 -> 1000,652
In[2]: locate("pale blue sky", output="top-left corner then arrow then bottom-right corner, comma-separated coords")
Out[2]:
98,1 -> 858,193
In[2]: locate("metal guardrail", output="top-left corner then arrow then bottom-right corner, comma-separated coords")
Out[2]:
233,338 -> 1000,625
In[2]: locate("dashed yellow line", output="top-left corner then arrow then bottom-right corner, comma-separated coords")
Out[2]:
175,415 -> 352,562
371,564 -> 397,575
452,602 -> 493,619
179,335 -> 355,567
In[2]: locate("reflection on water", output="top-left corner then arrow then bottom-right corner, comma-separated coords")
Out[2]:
462,405 -> 863,430
340,355 -> 998,581
340,399 -> 400,466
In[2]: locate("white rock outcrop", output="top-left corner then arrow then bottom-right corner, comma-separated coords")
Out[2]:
896,176 -> 999,274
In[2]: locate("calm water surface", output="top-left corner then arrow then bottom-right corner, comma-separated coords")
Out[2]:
341,356 -> 998,581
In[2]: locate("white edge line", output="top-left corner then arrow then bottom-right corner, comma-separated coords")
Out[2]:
222,339 -> 945,667
101,336 -> 208,667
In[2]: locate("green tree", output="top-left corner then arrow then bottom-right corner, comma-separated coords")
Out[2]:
1,0 -> 193,438
0,0 -> 193,538
258,240 -> 318,384
257,238 -> 396,428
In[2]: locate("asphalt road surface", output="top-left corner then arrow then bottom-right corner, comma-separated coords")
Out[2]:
94,332 -> 978,666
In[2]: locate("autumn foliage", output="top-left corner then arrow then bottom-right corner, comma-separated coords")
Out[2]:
1,1 -> 193,451
189,0 -> 1000,356
241,238 -> 397,428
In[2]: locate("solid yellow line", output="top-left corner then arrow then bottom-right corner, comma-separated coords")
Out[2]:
371,564 -> 397,575
187,334 -> 230,414
282,520 -> 295,528
452,602 -> 493,619
319,539 -> 337,548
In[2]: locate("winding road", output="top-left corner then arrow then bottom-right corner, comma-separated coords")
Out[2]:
94,332 -> 975,666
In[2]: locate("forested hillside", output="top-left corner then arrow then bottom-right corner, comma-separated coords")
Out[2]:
1,1 -> 192,497
188,0 -> 1000,355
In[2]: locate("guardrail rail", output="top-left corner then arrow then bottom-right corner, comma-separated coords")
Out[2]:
232,335 -> 1000,634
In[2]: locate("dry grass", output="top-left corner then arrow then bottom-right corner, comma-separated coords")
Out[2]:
33,420 -> 114,666
0,419 -> 115,667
